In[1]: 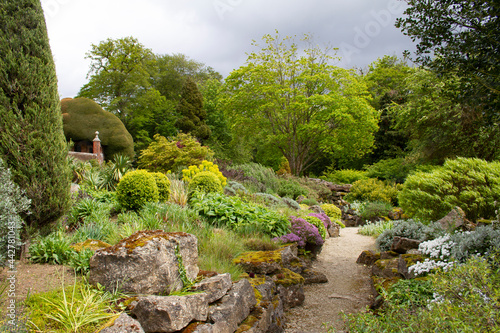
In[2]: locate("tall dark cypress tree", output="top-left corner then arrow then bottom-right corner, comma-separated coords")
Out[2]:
175,77 -> 211,141
0,0 -> 71,227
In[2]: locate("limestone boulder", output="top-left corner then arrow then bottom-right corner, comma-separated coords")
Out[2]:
131,294 -> 208,333
89,230 -> 198,295
99,313 -> 144,333
327,222 -> 340,238
208,279 -> 257,333
356,250 -> 381,266
233,246 -> 301,275
301,269 -> 328,284
436,206 -> 473,231
192,273 -> 232,304
372,258 -> 402,279
391,237 -> 421,254
274,269 -> 305,309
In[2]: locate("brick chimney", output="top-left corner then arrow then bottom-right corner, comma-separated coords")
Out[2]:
93,131 -> 104,164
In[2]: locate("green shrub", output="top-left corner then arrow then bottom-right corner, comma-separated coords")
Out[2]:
150,172 -> 171,202
365,158 -> 414,183
399,157 -> 500,222
376,220 -> 444,252
277,179 -> 308,199
304,216 -> 327,240
321,204 -> 342,221
321,169 -> 368,184
188,171 -> 223,195
116,170 -> 159,211
138,133 -> 214,173
182,160 -> 227,187
67,198 -> 103,226
359,201 -> 394,221
68,249 -> 94,275
230,163 -> 280,193
0,159 -> 30,266
345,178 -> 400,205
254,193 -> 281,206
301,198 -> 318,206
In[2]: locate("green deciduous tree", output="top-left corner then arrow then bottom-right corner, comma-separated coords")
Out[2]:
363,55 -> 414,161
391,68 -> 500,162
0,0 -> 71,227
396,0 -> 500,124
222,33 -> 378,175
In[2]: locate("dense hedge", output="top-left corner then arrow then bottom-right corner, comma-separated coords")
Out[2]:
61,97 -> 135,160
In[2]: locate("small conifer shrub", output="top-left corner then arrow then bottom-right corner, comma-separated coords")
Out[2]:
116,170 -> 159,210
188,171 -> 223,195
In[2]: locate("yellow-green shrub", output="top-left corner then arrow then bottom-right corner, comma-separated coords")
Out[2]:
321,203 -> 342,220
116,170 -> 159,210
182,160 -> 227,187
150,172 -> 171,202
345,178 -> 400,205
188,171 -> 223,195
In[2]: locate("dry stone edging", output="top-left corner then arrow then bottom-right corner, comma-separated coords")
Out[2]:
93,230 -> 288,333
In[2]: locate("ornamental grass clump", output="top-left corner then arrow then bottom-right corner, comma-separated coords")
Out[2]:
274,216 -> 324,248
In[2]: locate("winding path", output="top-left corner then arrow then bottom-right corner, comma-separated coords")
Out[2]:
284,227 -> 376,333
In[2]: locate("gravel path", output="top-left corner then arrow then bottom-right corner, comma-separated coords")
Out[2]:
284,227 -> 376,333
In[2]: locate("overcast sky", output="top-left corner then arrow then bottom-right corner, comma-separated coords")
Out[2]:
41,0 -> 417,98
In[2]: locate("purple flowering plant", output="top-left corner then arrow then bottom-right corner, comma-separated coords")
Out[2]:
308,212 -> 332,229
274,216 -> 324,248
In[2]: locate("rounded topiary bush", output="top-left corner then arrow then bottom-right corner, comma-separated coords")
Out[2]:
150,172 -> 171,202
345,178 -> 400,205
188,171 -> 223,195
116,170 -> 159,210
321,203 -> 342,220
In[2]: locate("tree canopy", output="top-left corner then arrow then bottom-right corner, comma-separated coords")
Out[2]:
396,0 -> 499,121
222,33 -> 378,175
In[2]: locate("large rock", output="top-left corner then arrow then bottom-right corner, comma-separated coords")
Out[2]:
301,269 -> 328,284
233,246 -> 300,275
398,254 -> 426,279
372,258 -> 402,279
192,273 -> 232,304
99,313 -> 144,333
356,250 -> 381,266
274,269 -> 305,309
131,293 -> 208,333
208,279 -> 257,333
89,230 -> 198,295
436,206 -> 472,231
327,222 -> 340,237
391,237 -> 421,254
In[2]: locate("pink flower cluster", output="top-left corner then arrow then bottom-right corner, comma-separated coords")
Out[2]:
274,216 -> 324,248
307,212 -> 332,229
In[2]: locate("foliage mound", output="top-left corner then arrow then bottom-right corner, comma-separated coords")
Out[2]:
189,192 -> 289,237
182,160 -> 227,187
321,204 -> 342,221
61,98 -> 135,160
187,171 -> 223,195
274,216 -> 324,248
116,170 -> 159,210
345,178 -> 400,205
321,169 -> 368,185
399,157 -> 500,222
138,133 -> 213,173
150,172 -> 171,202
376,220 -> 444,252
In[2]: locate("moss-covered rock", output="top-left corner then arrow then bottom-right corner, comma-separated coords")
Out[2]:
62,97 -> 134,160
70,239 -> 110,252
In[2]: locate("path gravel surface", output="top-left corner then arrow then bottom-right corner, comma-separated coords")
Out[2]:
284,227 -> 376,333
